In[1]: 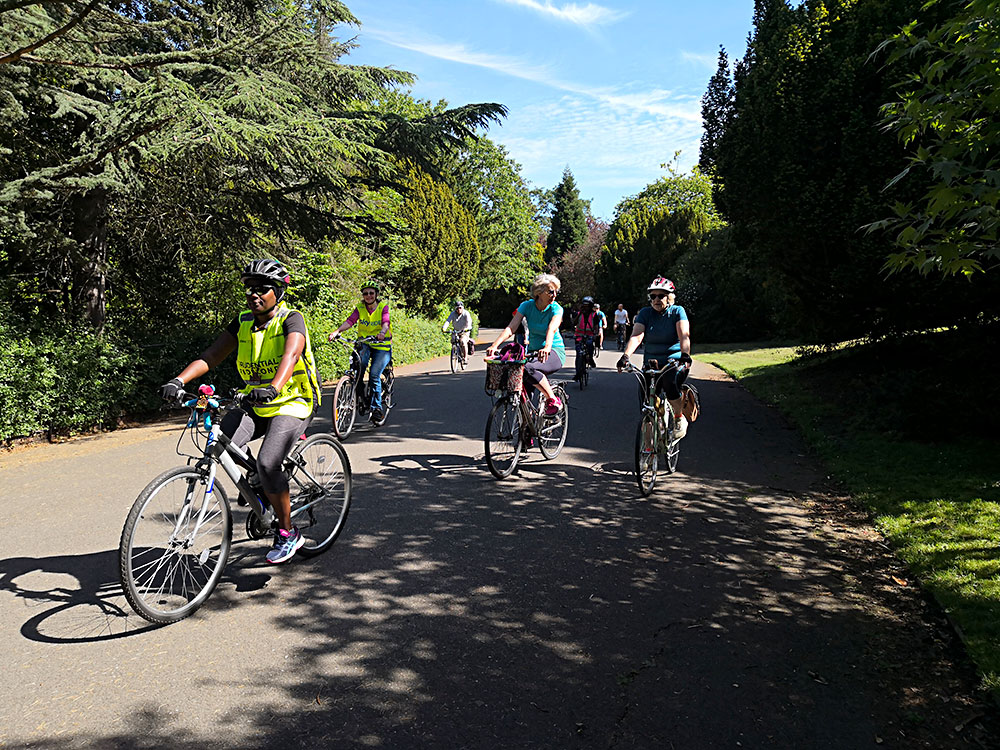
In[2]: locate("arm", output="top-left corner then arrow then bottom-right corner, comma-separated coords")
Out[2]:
377,305 -> 390,341
677,318 -> 691,357
328,309 -> 358,340
269,333 -> 306,393
539,310 -> 562,362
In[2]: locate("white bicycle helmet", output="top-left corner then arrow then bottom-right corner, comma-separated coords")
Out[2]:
647,276 -> 676,294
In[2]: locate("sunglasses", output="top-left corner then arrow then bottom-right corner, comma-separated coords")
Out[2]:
649,293 -> 668,301
362,290 -> 377,296
245,284 -> 275,297
543,288 -> 558,296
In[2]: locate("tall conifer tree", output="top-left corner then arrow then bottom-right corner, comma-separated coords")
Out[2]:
546,167 -> 587,263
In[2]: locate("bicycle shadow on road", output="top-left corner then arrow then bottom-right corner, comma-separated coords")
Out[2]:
0,535 -> 276,644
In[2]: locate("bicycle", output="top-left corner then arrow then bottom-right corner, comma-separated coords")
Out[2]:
574,335 -> 596,390
615,325 -> 627,352
447,328 -> 471,373
118,385 -> 352,624
621,360 -> 687,496
483,354 -> 570,479
330,335 -> 395,439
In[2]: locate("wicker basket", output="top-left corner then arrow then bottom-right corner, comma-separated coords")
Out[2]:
485,360 -> 525,395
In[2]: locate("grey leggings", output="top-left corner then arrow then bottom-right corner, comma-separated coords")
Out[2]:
221,409 -> 310,494
523,352 -> 563,388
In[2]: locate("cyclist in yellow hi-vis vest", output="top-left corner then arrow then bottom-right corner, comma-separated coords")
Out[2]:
328,280 -> 392,423
158,259 -> 320,565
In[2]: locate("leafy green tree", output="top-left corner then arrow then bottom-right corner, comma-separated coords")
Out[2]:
396,165 -> 480,315
0,0 -> 504,331
546,167 -> 588,263
872,0 -> 1000,277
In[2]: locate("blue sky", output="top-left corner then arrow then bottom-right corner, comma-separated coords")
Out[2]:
339,1 -> 755,221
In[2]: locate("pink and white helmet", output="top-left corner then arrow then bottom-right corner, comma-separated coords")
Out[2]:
647,276 -> 676,293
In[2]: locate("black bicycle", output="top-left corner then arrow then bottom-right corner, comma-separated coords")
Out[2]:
447,328 -> 471,373
330,336 -> 395,439
119,386 -> 351,624
574,335 -> 596,390
621,360 -> 686,495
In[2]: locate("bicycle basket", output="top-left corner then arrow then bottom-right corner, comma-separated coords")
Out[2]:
485,360 -> 524,395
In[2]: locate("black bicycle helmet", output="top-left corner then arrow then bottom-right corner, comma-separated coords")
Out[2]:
581,295 -> 595,306
241,259 -> 290,301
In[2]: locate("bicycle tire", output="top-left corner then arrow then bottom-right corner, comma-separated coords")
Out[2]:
634,412 -> 658,496
450,344 -> 459,374
332,375 -> 357,440
538,385 -> 569,459
485,396 -> 522,479
287,434 -> 352,557
119,466 -> 232,624
663,410 -> 681,474
383,366 -> 395,410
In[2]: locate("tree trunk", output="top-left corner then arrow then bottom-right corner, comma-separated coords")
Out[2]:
70,187 -> 109,332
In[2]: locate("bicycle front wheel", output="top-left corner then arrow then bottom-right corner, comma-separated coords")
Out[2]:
332,375 -> 357,440
119,466 -> 232,624
663,411 -> 681,474
635,412 -> 658,496
287,434 -> 352,557
485,396 -> 523,479
538,386 -> 569,459
450,344 -> 459,374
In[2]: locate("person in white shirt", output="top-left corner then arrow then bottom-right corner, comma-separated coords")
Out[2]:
443,300 -> 474,357
613,304 -> 630,351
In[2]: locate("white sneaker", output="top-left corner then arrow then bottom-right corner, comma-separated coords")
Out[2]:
673,415 -> 688,440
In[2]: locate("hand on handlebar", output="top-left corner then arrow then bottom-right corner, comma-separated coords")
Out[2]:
328,331 -> 341,342
159,378 -> 185,403
678,352 -> 692,367
245,385 -> 278,405
616,354 -> 630,372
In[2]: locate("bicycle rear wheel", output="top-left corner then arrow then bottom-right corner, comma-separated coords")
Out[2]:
662,410 -> 681,474
538,386 -> 569,459
287,434 -> 352,557
332,375 -> 357,440
635,412 -> 658,496
485,396 -> 522,479
119,466 -> 232,624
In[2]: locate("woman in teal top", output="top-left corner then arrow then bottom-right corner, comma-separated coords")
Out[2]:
486,273 -> 566,415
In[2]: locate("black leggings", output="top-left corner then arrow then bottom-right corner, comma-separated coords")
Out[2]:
641,363 -> 689,403
523,352 -> 562,388
221,409 -> 310,494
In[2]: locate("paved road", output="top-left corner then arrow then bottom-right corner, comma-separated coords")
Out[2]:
0,337 -> 986,748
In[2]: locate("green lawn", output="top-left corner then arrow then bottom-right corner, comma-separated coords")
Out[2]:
699,335 -> 1000,694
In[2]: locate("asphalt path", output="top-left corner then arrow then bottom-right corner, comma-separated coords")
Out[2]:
0,333 -> 985,748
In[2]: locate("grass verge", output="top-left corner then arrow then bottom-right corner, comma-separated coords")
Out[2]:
699,331 -> 1000,695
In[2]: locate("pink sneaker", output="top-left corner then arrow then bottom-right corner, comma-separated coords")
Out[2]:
544,396 -> 563,416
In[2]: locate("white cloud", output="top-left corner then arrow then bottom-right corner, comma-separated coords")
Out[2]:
681,51 -> 718,69
365,28 -> 702,122
494,0 -> 629,26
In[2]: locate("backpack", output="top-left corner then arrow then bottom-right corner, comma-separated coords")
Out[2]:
681,383 -> 700,422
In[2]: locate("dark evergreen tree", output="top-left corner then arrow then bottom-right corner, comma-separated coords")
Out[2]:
699,47 -> 734,175
0,0 -> 504,331
546,167 -> 588,263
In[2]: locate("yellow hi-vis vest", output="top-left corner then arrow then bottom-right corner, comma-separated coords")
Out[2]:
354,300 -> 392,351
236,302 -> 320,419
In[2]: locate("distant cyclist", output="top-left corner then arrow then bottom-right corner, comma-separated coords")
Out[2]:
158,259 -> 320,564
614,303 -> 630,350
443,300 -> 474,356
572,296 -> 599,380
593,302 -> 607,352
328,280 -> 392,423
617,277 -> 693,439
485,273 -> 566,415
